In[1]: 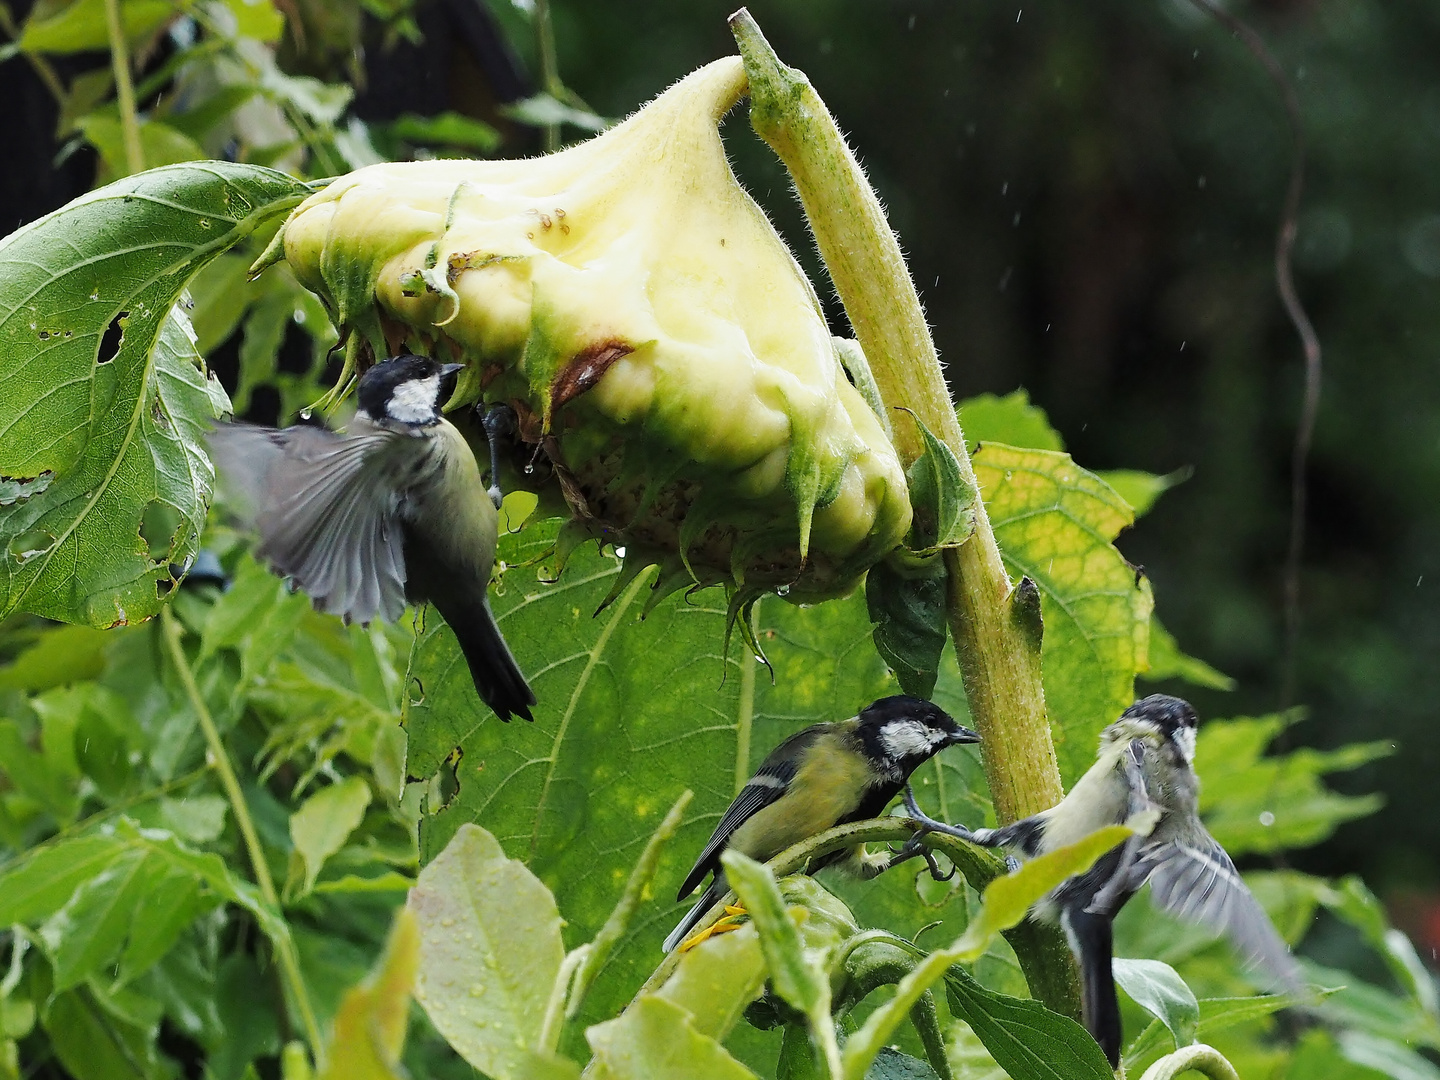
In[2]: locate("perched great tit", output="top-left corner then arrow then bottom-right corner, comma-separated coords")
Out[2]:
206,354 -> 537,721
663,695 -> 979,953
904,693 -> 1303,1067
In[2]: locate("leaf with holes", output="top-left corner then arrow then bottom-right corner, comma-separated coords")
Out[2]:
972,444 -> 1153,783
0,162 -> 311,626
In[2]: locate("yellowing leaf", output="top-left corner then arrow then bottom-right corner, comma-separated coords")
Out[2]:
954,824 -> 1138,958
317,908 -> 420,1080
19,0 -> 172,53
722,851 -> 828,1018
973,443 -> 1153,783
586,995 -> 759,1080
654,924 -> 767,1041
407,824 -> 566,1080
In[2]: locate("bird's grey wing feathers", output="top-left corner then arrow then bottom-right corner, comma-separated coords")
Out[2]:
207,423 -> 408,625
1138,830 -> 1304,992
675,757 -> 800,901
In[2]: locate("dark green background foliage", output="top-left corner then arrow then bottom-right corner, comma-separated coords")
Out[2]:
1,0 -> 1438,1078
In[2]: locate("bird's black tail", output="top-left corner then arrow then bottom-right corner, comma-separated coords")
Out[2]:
1067,907 -> 1122,1067
440,596 -> 536,721
662,882 -> 720,954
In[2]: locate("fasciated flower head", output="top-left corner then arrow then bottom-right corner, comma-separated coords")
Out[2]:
265,57 -> 911,618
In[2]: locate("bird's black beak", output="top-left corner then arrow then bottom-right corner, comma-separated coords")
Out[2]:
948,726 -> 981,745
438,362 -> 464,400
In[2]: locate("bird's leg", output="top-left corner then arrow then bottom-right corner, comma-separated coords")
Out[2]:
895,786 -> 1023,874
479,403 -> 517,509
901,785 -> 978,841
882,832 -> 956,882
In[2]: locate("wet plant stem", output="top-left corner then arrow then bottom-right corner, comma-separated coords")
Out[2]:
728,6 -> 1081,1021
160,608 -> 323,1065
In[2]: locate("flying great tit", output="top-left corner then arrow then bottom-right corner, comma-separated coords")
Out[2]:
663,695 -> 979,953
206,354 -> 536,722
904,693 -> 1304,1067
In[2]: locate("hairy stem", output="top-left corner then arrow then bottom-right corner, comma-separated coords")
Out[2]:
102,0 -> 143,175
727,8 -> 1079,1019
160,609 -> 323,1063
726,8 -> 1059,826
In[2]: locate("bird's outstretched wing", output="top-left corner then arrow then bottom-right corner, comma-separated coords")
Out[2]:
207,423 -> 408,625
1137,829 -> 1304,992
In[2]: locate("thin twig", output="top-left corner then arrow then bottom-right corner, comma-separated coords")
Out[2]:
102,0 -> 144,175
1187,0 -> 1321,708
159,608 -> 323,1064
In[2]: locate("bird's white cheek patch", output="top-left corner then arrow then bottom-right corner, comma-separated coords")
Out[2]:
386,374 -> 440,423
880,720 -> 943,760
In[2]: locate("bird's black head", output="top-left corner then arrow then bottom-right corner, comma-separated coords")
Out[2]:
357,354 -> 464,427
1120,693 -> 1199,763
855,695 -> 980,780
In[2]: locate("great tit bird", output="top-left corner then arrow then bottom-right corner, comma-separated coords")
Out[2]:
206,354 -> 537,721
903,693 -> 1303,1067
663,695 -> 979,953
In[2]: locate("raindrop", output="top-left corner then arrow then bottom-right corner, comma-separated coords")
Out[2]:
300,408 -> 313,420
776,584 -> 791,596
524,463 -> 535,474
1259,811 -> 1275,827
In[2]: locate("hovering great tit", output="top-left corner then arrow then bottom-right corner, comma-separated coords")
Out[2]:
904,693 -> 1304,1067
206,354 -> 536,722
663,695 -> 979,953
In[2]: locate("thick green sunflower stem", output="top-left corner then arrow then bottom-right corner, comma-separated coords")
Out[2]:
728,8 -> 1080,1020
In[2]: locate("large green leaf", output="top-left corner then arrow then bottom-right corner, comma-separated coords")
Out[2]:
0,162 -> 311,626
972,443 -> 1153,782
